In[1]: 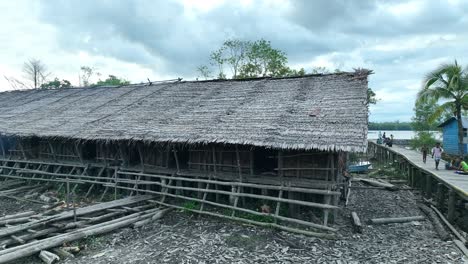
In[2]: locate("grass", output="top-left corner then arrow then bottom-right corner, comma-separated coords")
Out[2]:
182,201 -> 200,212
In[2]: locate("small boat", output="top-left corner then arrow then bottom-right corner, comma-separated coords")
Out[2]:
348,162 -> 372,173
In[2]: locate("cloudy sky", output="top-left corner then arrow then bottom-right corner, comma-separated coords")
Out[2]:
1,0 -> 467,122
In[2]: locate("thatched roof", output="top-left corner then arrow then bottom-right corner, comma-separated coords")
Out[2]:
0,72 -> 370,152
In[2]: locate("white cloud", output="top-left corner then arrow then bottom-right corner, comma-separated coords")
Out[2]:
1,0 -> 468,123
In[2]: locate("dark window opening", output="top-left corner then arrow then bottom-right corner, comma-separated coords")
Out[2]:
82,141 -> 97,161
253,148 -> 277,175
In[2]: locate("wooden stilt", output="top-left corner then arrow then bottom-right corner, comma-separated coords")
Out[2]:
425,174 -> 432,199
274,151 -> 284,223
172,147 -> 182,196
0,137 -> 5,157
436,183 -> 444,209
74,141 -> 83,164
323,195 -> 331,226
447,189 -> 456,222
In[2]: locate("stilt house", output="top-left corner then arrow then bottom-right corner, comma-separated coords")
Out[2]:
0,71 -> 370,235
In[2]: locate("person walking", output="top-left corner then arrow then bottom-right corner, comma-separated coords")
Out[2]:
421,145 -> 428,163
431,142 -> 444,170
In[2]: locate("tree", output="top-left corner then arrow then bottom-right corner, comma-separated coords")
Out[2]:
40,78 -> 72,89
196,65 -> 212,80
80,66 -> 100,86
96,75 -> 130,86
200,39 -> 296,79
410,98 -> 440,150
239,39 -> 288,78
411,98 -> 441,131
311,67 -> 330,74
22,59 -> 50,88
417,60 -> 468,156
209,48 -> 226,79
367,88 -> 377,107
223,39 -> 249,78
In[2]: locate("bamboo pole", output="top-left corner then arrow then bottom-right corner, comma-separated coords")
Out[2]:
147,199 -> 335,238
114,178 -> 338,210
115,185 -> 337,232
117,171 -> 340,196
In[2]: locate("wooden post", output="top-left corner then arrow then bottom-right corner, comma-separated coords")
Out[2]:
118,142 -> 128,167
211,146 -> 219,203
234,145 -> 244,206
425,174 -> 432,199
323,195 -> 331,226
114,169 -> 118,200
329,152 -> 336,224
273,151 -> 284,223
66,175 -> 70,209
408,166 -> 413,187
415,170 -> 422,190
172,146 -> 182,196
74,141 -> 83,164
249,149 -> 254,176
18,140 -> 27,160
447,189 -> 456,222
436,183 -> 444,209
46,141 -> 57,161
0,137 -> 5,157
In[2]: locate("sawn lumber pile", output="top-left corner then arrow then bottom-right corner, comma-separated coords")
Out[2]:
0,194 -> 171,264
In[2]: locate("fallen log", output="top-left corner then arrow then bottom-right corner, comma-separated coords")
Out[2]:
370,216 -> 425,225
350,212 -> 362,233
0,228 -> 59,248
0,195 -> 154,239
0,186 -> 37,196
0,209 -> 163,263
418,204 -> 450,241
0,208 -> 160,256
349,186 -> 385,190
359,178 -> 398,191
51,248 -> 74,259
2,195 -> 48,205
134,208 -> 173,228
39,195 -> 59,204
428,204 -> 467,245
0,181 -> 25,191
39,250 -> 59,264
0,211 -> 35,222
454,239 -> 468,257
61,247 -> 80,254
0,217 -> 31,226
10,235 -> 25,245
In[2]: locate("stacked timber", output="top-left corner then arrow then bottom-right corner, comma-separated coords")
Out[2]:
0,195 -> 171,264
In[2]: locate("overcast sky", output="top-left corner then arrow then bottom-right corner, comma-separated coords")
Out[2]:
1,0 -> 467,122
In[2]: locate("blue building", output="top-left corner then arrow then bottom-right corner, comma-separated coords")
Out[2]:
438,117 -> 468,155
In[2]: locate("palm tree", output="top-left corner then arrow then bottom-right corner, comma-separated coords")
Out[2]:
417,61 -> 468,157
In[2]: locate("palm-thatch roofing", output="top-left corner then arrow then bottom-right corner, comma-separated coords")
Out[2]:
0,71 -> 370,152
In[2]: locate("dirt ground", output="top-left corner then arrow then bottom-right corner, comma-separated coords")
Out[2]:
6,180 -> 466,264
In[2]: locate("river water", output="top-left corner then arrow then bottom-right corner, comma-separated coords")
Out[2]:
368,130 -> 442,140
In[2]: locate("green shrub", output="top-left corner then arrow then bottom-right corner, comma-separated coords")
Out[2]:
182,201 -> 200,211
410,131 -> 438,151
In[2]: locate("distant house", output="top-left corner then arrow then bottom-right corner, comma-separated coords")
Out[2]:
438,117 -> 468,155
